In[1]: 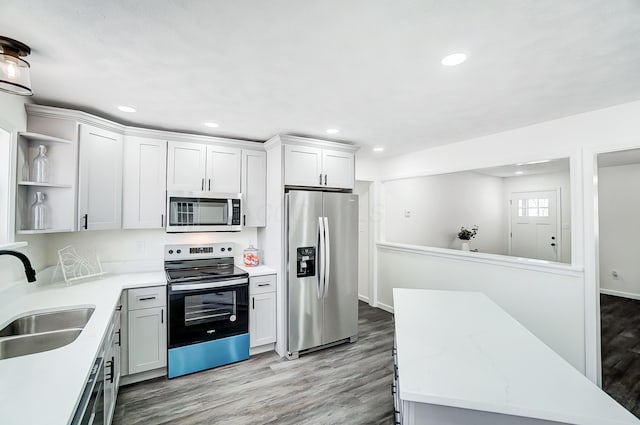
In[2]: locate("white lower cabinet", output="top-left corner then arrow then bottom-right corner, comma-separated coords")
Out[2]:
104,308 -> 121,425
249,274 -> 277,348
127,286 -> 167,374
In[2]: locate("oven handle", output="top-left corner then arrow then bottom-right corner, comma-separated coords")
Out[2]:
227,199 -> 233,225
170,278 -> 248,291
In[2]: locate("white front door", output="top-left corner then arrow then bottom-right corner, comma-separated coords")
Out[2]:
509,190 -> 560,261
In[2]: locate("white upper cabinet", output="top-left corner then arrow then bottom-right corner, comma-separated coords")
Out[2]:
166,141 -> 207,191
284,143 -> 354,189
205,145 -> 241,193
78,124 -> 123,230
322,149 -> 354,189
167,141 -> 241,193
241,150 -> 266,227
123,136 -> 167,229
284,145 -> 323,187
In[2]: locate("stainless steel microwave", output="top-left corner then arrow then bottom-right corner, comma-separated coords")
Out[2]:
166,192 -> 242,232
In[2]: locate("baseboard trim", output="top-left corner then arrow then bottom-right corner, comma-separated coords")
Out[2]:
358,294 -> 370,303
600,288 -> 640,301
250,343 -> 275,356
120,367 -> 166,386
377,301 -> 394,314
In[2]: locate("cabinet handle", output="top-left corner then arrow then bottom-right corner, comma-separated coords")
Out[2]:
106,357 -> 115,383
243,214 -> 246,227
319,174 -> 322,185
116,305 -> 122,311
208,178 -> 211,191
324,174 -> 327,186
115,329 -> 121,346
252,297 -> 255,310
83,214 -> 88,230
257,283 -> 270,287
161,214 -> 164,227
138,296 -> 156,301
201,178 -> 204,191
161,308 -> 164,324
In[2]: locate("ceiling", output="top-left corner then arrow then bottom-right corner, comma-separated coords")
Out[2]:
1,1 -> 640,158
598,148 -> 640,168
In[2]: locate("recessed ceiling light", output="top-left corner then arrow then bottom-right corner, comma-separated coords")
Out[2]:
117,105 -> 136,113
326,128 -> 340,134
515,171 -> 524,175
204,122 -> 219,128
372,147 -> 384,152
441,53 -> 467,66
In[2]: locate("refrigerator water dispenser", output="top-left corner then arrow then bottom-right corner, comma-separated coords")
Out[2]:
296,247 -> 316,277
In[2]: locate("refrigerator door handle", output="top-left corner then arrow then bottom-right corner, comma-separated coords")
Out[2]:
323,216 -> 330,297
317,216 -> 325,299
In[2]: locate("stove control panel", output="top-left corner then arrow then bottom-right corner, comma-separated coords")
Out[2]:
164,243 -> 235,260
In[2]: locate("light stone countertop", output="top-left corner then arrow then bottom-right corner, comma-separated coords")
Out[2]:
236,264 -> 277,277
0,271 -> 166,425
393,288 -> 640,425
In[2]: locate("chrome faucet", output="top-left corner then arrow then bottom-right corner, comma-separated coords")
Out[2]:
0,250 -> 37,282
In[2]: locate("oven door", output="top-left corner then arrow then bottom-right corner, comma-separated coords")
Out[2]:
168,279 -> 249,348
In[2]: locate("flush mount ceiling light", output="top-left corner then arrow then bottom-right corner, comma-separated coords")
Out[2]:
117,105 -> 136,113
326,128 -> 340,134
0,36 -> 33,96
372,147 -> 385,152
514,171 -> 524,175
441,52 -> 467,67
204,122 -> 219,128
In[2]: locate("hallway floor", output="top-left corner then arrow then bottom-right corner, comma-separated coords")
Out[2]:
601,294 -> 640,418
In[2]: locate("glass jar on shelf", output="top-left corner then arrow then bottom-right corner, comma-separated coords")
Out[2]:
30,191 -> 48,230
31,144 -> 49,183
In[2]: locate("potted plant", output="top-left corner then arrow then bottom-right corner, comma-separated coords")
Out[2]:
457,225 -> 478,251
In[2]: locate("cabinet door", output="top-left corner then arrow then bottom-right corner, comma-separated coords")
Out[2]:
205,145 -> 241,193
78,124 -> 123,230
322,149 -> 354,189
167,141 -> 207,191
104,336 -> 116,425
128,306 -> 167,374
284,144 -> 323,187
250,292 -> 277,347
123,136 -> 167,229
241,150 -> 266,227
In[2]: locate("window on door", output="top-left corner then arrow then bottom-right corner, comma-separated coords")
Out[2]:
518,198 -> 550,217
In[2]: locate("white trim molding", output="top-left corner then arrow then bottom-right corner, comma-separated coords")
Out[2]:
600,288 -> 640,301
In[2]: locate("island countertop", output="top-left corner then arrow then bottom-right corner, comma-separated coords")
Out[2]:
393,288 -> 639,425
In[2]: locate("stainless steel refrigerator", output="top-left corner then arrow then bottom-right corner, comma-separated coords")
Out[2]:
286,190 -> 358,359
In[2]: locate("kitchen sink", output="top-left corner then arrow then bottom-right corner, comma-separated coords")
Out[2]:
0,329 -> 83,360
0,307 -> 95,337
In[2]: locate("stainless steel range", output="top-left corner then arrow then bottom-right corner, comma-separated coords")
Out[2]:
165,243 -> 249,378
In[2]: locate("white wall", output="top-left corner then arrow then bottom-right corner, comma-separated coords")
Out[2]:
367,100 -> 640,381
503,171 -> 571,263
377,244 -> 585,371
354,180 -> 371,301
383,171 -> 506,254
598,163 -> 640,298
45,228 -> 259,269
0,92 -> 49,284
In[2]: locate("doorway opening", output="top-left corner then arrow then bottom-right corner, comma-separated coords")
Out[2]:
597,148 -> 640,418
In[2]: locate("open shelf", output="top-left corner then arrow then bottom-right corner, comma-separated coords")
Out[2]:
18,181 -> 73,188
18,132 -> 73,145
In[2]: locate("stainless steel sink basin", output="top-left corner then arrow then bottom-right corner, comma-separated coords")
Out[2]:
0,329 -> 83,360
0,307 -> 95,337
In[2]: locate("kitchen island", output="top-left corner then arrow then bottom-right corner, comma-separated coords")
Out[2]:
393,288 -> 639,425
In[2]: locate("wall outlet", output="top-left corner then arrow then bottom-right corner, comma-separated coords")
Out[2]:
611,270 -> 619,279
404,209 -> 411,218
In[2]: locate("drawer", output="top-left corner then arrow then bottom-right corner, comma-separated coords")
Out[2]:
128,286 -> 166,310
250,274 -> 276,295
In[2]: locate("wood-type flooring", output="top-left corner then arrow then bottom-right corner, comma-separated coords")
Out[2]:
113,301 -> 395,425
601,294 -> 640,418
